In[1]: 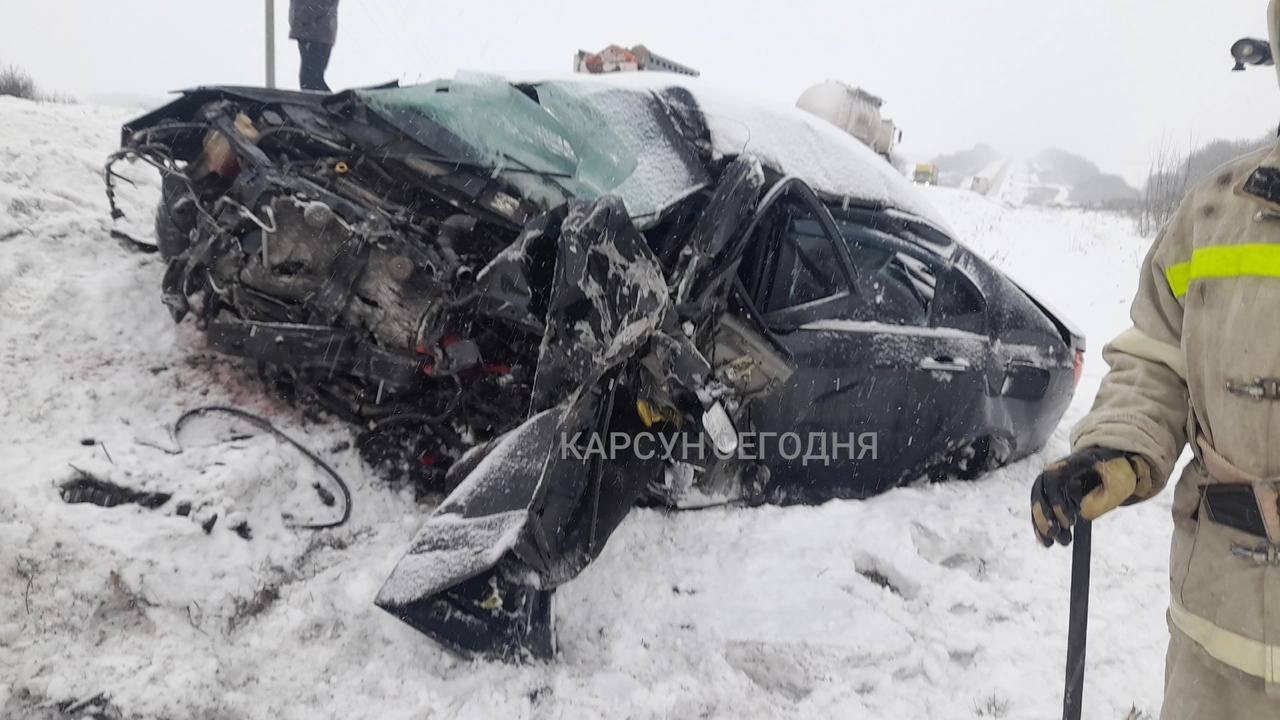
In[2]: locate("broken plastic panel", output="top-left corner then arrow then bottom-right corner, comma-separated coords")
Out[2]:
375,196 -> 709,659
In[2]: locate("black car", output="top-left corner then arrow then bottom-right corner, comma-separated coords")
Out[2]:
111,73 -> 1084,661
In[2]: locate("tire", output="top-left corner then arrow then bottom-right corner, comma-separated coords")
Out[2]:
952,436 -> 992,481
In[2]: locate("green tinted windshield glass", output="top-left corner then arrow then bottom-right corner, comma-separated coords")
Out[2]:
358,73 -> 709,227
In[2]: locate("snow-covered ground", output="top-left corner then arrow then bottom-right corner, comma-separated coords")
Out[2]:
0,97 -> 1171,719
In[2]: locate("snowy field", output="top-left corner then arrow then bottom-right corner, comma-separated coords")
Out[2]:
0,97 -> 1171,719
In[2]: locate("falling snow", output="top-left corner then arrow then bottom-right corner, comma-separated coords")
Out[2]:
0,96 -> 1172,719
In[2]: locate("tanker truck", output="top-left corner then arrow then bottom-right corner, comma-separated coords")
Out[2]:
796,81 -> 901,161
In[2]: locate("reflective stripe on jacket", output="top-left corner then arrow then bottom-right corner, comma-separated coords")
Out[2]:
1071,141 -> 1280,689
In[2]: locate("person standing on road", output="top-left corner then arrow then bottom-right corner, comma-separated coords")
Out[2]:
1029,3 -> 1280,716
289,0 -> 340,92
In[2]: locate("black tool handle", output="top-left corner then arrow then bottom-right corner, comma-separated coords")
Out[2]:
1062,519 -> 1092,720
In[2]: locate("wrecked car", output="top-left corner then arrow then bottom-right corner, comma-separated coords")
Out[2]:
108,72 -> 1085,660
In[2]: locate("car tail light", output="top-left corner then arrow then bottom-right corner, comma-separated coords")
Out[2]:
1072,349 -> 1085,389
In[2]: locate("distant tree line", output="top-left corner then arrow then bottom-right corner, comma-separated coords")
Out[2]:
923,132 -> 1276,231
1138,131 -> 1274,235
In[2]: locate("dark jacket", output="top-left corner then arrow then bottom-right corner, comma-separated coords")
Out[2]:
289,0 -> 339,45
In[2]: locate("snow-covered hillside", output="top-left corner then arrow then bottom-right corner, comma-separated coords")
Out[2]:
1,98 -> 1171,719
931,149 -> 1139,210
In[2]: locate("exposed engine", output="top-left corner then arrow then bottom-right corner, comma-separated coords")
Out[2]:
110,96 -> 590,493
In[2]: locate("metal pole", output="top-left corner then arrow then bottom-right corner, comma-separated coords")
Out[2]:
265,0 -> 277,88
1062,520 -> 1092,720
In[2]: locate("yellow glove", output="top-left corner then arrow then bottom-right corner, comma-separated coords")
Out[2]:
1030,448 -> 1155,547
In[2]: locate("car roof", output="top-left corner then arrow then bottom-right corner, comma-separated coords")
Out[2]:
580,74 -> 955,235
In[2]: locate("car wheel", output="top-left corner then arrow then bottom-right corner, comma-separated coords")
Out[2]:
951,437 -> 992,481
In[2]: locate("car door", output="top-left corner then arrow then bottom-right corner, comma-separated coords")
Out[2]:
732,181 -> 922,501
900,260 -> 995,477
833,217 -> 995,480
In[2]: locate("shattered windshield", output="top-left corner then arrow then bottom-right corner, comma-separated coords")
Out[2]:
358,73 -> 711,228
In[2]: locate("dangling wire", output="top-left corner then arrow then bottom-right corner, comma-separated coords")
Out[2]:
172,406 -> 352,529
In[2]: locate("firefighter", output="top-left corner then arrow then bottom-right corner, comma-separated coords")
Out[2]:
289,0 -> 339,92
1030,3 -> 1280,715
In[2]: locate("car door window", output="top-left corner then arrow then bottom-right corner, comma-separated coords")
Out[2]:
742,199 -> 849,315
763,209 -> 849,313
836,221 -> 935,327
735,179 -> 859,325
931,270 -> 987,334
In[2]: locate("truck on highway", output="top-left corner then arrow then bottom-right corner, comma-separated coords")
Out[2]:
913,164 -> 939,185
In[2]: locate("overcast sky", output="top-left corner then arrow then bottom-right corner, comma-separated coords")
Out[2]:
4,0 -> 1279,185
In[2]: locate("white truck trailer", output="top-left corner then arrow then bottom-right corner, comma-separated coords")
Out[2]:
795,81 -> 900,161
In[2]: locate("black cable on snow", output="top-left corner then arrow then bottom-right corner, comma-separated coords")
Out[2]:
173,406 -> 352,530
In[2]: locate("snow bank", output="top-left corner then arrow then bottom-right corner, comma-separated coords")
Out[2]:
1,97 -> 1172,719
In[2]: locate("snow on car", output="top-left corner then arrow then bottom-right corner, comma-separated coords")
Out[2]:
2,93 -> 1173,720
106,72 -> 1087,660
